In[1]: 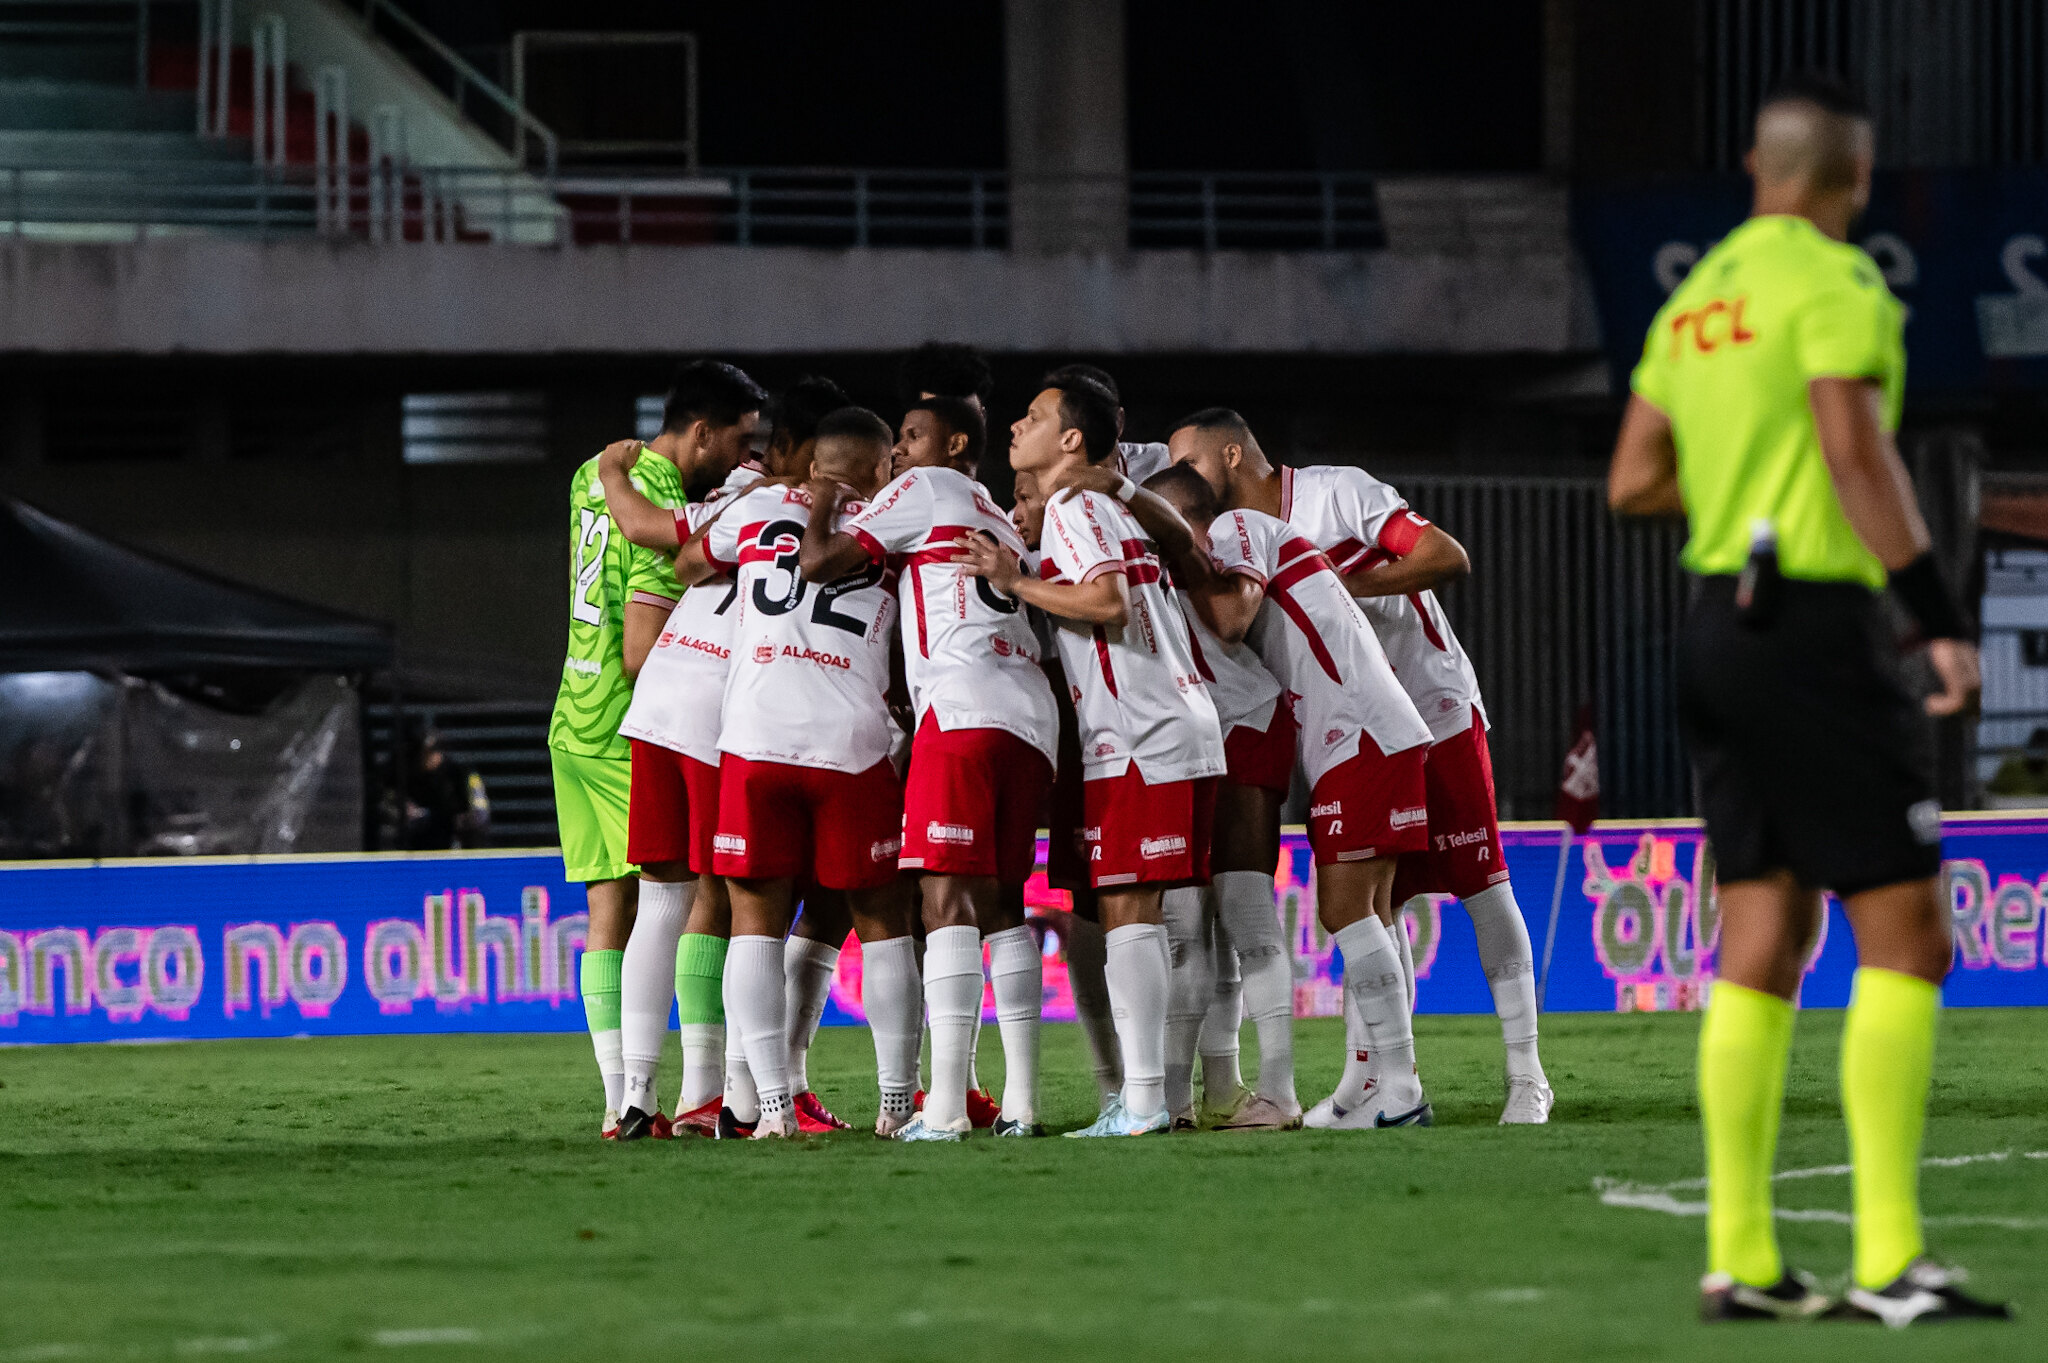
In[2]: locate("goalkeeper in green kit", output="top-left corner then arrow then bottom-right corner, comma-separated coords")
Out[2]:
548,360 -> 766,1137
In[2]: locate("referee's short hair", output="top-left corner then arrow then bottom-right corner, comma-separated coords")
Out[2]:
662,360 -> 768,434
1758,71 -> 1869,120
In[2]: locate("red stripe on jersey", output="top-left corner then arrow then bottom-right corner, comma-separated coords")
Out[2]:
850,526 -> 889,567
1266,554 -> 1344,685
1181,604 -> 1217,683
1269,550 -> 1336,595
1039,558 -> 1063,581
1324,537 -> 1371,573
1411,593 -> 1448,651
902,525 -> 992,570
1124,561 -> 1164,586
909,561 -> 930,657
1092,627 -> 1119,697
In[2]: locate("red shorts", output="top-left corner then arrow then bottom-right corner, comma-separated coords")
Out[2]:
1305,734 -> 1429,867
1082,770 -> 1218,889
682,754 -> 722,875
627,740 -> 692,868
1223,704 -> 1297,794
1392,714 -> 1511,902
712,756 -> 903,891
899,713 -> 1052,882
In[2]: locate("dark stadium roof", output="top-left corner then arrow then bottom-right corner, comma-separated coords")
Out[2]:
0,500 -> 393,673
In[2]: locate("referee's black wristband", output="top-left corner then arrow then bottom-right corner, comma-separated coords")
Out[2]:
1889,551 -> 1970,641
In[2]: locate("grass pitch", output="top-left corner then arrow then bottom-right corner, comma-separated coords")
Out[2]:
2,1011 -> 2043,1362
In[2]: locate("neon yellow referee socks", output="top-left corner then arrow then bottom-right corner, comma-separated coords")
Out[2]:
1843,966 -> 1940,1289
1699,979 -> 1796,1287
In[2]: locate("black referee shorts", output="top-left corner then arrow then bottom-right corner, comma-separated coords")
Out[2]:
1676,575 -> 1943,898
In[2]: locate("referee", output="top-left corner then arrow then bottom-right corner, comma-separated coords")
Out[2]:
1608,74 -> 2008,1326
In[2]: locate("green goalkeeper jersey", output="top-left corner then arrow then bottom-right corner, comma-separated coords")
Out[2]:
547,447 -> 687,759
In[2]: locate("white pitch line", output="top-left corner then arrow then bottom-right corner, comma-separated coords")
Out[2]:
1597,1149 -> 2048,1226
370,1330 -> 482,1347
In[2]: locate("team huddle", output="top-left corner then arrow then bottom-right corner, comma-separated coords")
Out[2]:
546,346 -> 1554,1141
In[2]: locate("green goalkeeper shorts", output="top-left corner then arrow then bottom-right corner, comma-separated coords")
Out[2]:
550,747 -> 636,884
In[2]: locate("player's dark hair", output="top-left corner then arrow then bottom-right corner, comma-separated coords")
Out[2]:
771,375 -> 853,451
906,394 -> 987,467
897,342 -> 994,407
661,359 -> 767,434
815,406 -> 894,447
1758,71 -> 1869,120
1169,406 -> 1253,443
1041,362 -> 1120,404
1042,373 -> 1120,464
1143,463 -> 1220,526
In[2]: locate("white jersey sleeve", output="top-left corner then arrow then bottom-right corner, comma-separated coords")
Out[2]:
1117,441 -> 1173,485
1210,509 -> 1429,784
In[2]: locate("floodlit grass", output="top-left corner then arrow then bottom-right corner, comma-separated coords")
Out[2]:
1,1011 -> 2042,1361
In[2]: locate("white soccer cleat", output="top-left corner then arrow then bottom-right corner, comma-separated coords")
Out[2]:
892,1113 -> 969,1143
1216,1094 -> 1303,1131
1302,1089 -> 1377,1130
1500,1076 -> 1554,1125
1063,1095 -> 1172,1138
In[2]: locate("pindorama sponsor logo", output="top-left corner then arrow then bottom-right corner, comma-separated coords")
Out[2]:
1310,800 -> 1342,819
1139,835 -> 1188,860
713,833 -> 747,854
1390,806 -> 1429,830
926,821 -> 975,846
870,837 -> 903,862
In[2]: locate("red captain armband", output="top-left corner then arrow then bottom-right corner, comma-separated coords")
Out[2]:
1376,509 -> 1432,559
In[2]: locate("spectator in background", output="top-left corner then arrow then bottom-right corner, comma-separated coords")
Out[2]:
1986,726 -> 2048,800
402,728 -> 490,850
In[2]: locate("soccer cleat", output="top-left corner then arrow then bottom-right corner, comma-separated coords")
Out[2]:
1831,1259 -> 2013,1327
1500,1076 -> 1554,1125
751,1106 -> 798,1139
965,1087 -> 1002,1130
613,1107 -> 673,1141
1303,1082 -> 1376,1130
992,1116 -> 1046,1138
713,1105 -> 758,1140
892,1113 -> 969,1143
600,1106 -> 621,1140
1064,1096 -> 1172,1138
673,1097 -> 722,1137
793,1091 -> 852,1134
1700,1271 -> 1832,1322
1202,1084 -> 1253,1125
1170,1106 -> 1198,1132
875,1106 -> 915,1139
1372,1098 -> 1433,1128
1216,1094 -> 1304,1131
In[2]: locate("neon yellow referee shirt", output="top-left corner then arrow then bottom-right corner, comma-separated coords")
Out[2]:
1631,214 -> 1905,590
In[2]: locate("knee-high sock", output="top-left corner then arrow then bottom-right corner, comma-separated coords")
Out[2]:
1463,882 -> 1545,1083
675,932 -> 727,1112
1334,917 -> 1420,1110
1105,922 -> 1171,1119
1395,911 -> 1417,1013
1699,980 -> 1795,1287
1331,962 -> 1372,1106
580,949 -> 625,1113
1843,968 -> 1938,1288
1161,888 -> 1213,1117
986,924 -> 1043,1123
723,1021 -> 757,1123
783,936 -> 840,1095
1216,871 -> 1294,1106
620,880 -> 691,1115
1199,904 -> 1245,1102
725,936 -> 790,1124
1064,914 -> 1123,1101
922,926 -> 982,1129
861,935 -> 922,1117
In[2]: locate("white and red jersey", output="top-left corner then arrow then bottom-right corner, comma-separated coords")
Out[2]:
1208,508 -> 1431,785
1181,597 -> 1282,735
1117,441 -> 1172,485
1278,463 -> 1486,744
842,465 -> 1059,763
701,482 -> 900,774
1040,489 -> 1225,785
616,463 -> 763,763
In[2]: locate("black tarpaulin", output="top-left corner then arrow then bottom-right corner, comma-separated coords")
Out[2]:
0,500 -> 393,673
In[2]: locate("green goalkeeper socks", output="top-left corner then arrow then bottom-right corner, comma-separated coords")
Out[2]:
1699,979 -> 1795,1287
675,932 -> 728,1025
579,949 -> 624,1033
1843,967 -> 1939,1288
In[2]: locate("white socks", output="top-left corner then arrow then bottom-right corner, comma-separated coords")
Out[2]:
620,879 -> 692,1116
1463,882 -> 1546,1084
678,1022 -> 724,1113
1395,908 -> 1417,1013
783,936 -> 840,1095
595,1032 -> 624,1114
1332,971 -> 1372,1108
1199,908 -> 1244,1101
723,1023 -> 758,1123
1161,888 -> 1213,1118
1104,922 -> 1170,1119
986,924 -> 1042,1123
1215,871 -> 1295,1107
725,935 -> 789,1118
1334,916 -> 1422,1112
1064,914 -> 1122,1101
922,926 -> 982,1129
861,935 -> 922,1116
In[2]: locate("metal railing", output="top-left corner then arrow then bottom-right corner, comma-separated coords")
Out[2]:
356,0 -> 559,175
0,161 -> 1390,251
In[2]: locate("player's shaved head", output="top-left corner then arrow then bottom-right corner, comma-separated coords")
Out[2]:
1143,464 -> 1220,529
812,406 -> 894,494
1749,72 -> 1871,193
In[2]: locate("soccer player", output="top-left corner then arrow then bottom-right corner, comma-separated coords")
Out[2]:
1610,73 -> 2005,1324
1167,409 -> 1554,1125
800,396 -> 1059,1140
955,375 -> 1226,1138
1086,462 -> 1437,1126
607,376 -> 851,1139
549,359 -> 764,1139
1138,466 -> 1302,1131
